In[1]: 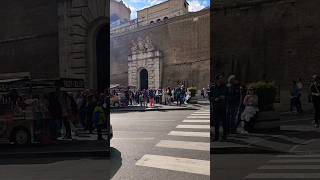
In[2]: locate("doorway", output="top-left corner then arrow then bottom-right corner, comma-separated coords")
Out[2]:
96,25 -> 109,92
140,69 -> 148,90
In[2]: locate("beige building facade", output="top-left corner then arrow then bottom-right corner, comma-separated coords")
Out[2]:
137,0 -> 189,25
110,0 -> 131,25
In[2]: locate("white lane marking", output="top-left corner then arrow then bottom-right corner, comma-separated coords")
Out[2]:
187,116 -> 210,119
277,154 -> 320,158
190,114 -> 210,116
156,140 -> 210,151
259,165 -> 320,170
269,159 -> 320,163
136,154 -> 210,176
183,120 -> 210,123
113,137 -> 155,140
190,114 -> 210,117
111,119 -> 177,122
247,173 -> 320,179
176,125 -> 210,129
192,113 -> 210,115
168,131 -> 210,137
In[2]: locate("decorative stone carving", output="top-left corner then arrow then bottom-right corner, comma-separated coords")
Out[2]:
131,36 -> 155,54
137,37 -> 146,52
145,36 -> 154,52
131,40 -> 138,54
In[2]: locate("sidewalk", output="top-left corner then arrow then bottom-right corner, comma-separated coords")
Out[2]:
211,108 -> 319,154
110,100 -> 209,112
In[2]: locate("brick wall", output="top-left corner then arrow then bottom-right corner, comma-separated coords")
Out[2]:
111,10 -> 210,89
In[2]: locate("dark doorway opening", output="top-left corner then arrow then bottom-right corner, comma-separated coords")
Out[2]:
96,24 -> 109,92
140,69 -> 148,90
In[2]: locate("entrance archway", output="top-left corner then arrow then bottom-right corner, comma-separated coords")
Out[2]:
87,17 -> 109,91
140,69 -> 148,90
96,25 -> 109,92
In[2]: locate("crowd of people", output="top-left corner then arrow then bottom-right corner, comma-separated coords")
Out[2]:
114,85 -> 199,108
210,74 -> 259,141
211,73 -> 320,141
2,88 -> 110,141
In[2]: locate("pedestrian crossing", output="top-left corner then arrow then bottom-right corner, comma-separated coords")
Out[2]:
135,108 -> 210,177
246,154 -> 320,179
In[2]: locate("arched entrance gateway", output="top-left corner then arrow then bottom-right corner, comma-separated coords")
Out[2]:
95,24 -> 109,92
128,36 -> 162,90
87,17 -> 110,92
57,0 -> 110,91
139,68 -> 148,90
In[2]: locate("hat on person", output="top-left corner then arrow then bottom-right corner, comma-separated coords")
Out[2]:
227,74 -> 236,83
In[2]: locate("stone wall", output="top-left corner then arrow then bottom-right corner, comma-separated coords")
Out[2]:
212,0 -> 320,89
212,0 -> 320,111
111,9 -> 210,89
0,0 -> 59,79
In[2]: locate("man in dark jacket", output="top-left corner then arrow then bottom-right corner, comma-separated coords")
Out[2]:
226,75 -> 241,134
212,74 -> 228,141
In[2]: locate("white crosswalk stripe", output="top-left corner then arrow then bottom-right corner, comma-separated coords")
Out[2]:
156,140 -> 210,151
183,120 -> 210,123
136,154 -> 210,176
192,112 -> 210,114
246,154 -> 320,179
135,109 -> 210,176
168,131 -> 210,137
190,113 -> 210,116
187,116 -> 210,119
176,124 -> 210,129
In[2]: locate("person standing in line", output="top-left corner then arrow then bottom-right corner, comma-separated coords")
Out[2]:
207,85 -> 210,100
171,88 -> 175,103
92,101 -> 106,140
290,81 -> 302,113
166,87 -> 171,105
213,74 -> 228,141
139,92 -> 144,107
310,75 -> 320,128
159,88 -> 163,104
143,89 -> 148,107
297,77 -> 304,112
226,75 -> 241,134
149,89 -> 155,108
59,92 -> 72,139
201,88 -> 205,99
86,94 -> 95,134
155,89 -> 159,104
180,86 -> 186,106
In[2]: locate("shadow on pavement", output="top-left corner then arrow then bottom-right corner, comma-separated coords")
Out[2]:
212,128 -> 320,154
107,147 -> 122,179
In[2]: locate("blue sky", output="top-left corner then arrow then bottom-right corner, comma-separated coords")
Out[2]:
117,0 -> 210,19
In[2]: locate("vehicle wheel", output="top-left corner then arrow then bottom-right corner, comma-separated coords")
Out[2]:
13,128 -> 31,145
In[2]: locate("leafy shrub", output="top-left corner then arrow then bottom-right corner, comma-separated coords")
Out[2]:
187,87 -> 197,97
248,81 -> 277,111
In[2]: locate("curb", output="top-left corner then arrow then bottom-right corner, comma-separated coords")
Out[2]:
111,107 -> 198,112
210,146 -> 287,154
0,149 -> 110,158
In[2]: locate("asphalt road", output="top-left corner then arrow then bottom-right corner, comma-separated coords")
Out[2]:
212,113 -> 320,180
110,107 -> 210,180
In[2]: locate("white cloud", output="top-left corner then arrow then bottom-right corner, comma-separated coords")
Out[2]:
188,0 -> 206,12
148,0 -> 166,6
